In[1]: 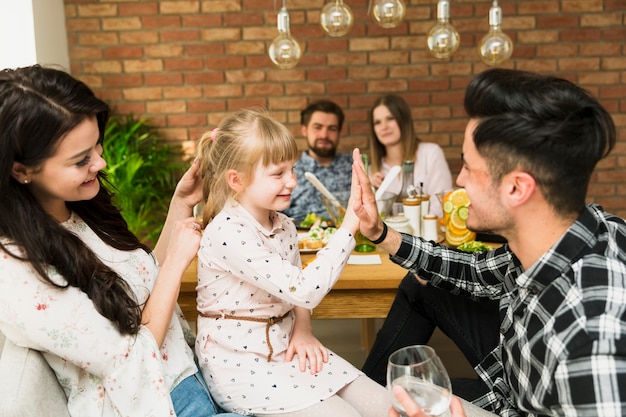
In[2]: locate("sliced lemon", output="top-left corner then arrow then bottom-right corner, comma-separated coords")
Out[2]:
446,217 -> 467,236
445,227 -> 476,247
449,207 -> 468,231
449,188 -> 470,208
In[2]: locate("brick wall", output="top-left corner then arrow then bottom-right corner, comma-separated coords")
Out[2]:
63,0 -> 626,217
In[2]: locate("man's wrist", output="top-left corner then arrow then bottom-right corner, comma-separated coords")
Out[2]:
369,222 -> 388,245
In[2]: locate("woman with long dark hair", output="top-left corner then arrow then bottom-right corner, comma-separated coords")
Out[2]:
0,65 -> 242,417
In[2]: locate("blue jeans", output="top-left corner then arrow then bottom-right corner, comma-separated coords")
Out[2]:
361,272 -> 500,401
170,370 -> 245,417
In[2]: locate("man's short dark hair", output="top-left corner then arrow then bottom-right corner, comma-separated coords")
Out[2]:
300,100 -> 345,131
464,68 -> 615,216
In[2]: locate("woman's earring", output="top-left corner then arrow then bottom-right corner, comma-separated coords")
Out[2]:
23,179 -> 30,184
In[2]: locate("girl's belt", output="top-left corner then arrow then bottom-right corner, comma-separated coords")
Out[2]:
199,311 -> 291,362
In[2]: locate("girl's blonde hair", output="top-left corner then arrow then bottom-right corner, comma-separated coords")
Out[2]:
197,108 -> 298,225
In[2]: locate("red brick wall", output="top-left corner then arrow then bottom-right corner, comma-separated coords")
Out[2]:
63,0 -> 626,217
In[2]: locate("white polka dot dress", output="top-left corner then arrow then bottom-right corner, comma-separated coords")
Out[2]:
195,200 -> 361,415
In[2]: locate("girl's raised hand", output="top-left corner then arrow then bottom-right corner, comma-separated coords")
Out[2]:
350,148 -> 382,234
338,152 -> 364,236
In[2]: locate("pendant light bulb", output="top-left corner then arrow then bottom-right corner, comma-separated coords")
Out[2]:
371,0 -> 406,29
320,0 -> 354,37
478,1 -> 513,66
269,5 -> 302,69
426,0 -> 460,59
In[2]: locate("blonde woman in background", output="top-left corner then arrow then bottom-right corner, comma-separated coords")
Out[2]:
368,94 -> 453,216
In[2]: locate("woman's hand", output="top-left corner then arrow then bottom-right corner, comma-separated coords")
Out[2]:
371,171 -> 385,189
154,158 -> 204,263
163,217 -> 203,268
143,217 -> 202,346
285,307 -> 329,375
171,157 -> 204,211
389,387 -> 467,417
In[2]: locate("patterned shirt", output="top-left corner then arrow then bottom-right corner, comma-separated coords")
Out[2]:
390,204 -> 626,416
195,199 -> 361,414
282,151 -> 353,224
0,212 -> 197,417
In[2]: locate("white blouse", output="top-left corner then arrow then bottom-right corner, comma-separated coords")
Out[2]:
381,142 -> 454,217
0,212 -> 197,417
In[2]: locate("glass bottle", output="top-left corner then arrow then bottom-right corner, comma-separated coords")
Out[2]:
362,153 -> 370,175
396,160 -> 415,202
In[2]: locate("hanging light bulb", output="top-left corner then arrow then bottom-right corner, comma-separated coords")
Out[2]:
269,1 -> 302,69
371,0 -> 406,29
478,0 -> 513,66
426,0 -> 460,59
320,0 -> 354,37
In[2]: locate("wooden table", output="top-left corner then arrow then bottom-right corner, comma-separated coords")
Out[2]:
179,250 -> 408,350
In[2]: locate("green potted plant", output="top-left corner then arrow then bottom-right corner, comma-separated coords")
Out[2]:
102,113 -> 186,246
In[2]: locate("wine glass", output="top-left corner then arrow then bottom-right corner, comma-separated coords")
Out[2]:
387,345 -> 452,416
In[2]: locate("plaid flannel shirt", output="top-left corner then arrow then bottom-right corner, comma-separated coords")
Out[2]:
282,151 -> 353,224
391,204 -> 626,416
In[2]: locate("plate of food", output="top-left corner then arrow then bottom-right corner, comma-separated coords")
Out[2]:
298,225 -> 337,253
297,212 -> 335,230
457,240 -> 493,252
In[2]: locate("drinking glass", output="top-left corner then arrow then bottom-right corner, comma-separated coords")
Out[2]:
387,345 -> 452,416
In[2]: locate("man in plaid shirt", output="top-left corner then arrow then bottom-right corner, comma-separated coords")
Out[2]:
353,68 -> 624,416
282,100 -> 353,225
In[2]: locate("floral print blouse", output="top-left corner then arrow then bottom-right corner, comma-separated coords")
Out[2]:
0,212 -> 197,417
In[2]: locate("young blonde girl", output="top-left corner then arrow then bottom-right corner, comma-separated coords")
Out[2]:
195,108 -> 391,417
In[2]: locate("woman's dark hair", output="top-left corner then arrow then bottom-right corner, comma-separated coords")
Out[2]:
368,94 -> 420,175
0,65 -> 149,335
464,68 -> 616,216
